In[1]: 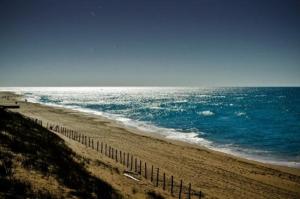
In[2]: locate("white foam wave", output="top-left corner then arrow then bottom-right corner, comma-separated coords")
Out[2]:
210,144 -> 300,168
198,110 -> 214,116
235,112 -> 246,117
149,106 -> 163,110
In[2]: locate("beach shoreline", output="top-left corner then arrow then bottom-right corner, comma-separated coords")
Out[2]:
1,91 -> 300,199
6,89 -> 300,169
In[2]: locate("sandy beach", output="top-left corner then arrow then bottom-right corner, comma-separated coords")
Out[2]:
1,91 -> 300,199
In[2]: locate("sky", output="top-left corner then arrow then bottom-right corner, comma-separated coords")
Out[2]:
0,0 -> 300,86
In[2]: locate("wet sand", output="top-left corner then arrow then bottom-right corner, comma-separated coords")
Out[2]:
1,91 -> 300,199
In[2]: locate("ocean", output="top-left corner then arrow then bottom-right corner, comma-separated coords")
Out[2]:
2,87 -> 300,167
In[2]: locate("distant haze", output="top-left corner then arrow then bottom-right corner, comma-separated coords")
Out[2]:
0,0 -> 300,86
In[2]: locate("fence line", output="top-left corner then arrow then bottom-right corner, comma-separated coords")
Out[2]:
31,118 -> 203,199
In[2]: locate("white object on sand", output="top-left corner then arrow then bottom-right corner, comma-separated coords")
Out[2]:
123,173 -> 140,182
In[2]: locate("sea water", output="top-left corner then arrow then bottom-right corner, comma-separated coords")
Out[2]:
2,87 -> 300,167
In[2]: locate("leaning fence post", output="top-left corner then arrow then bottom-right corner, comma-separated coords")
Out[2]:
163,173 -> 166,190
171,176 -> 174,196
179,180 -> 183,199
156,168 -> 159,187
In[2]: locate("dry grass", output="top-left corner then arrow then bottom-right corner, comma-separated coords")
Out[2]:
0,109 -> 122,198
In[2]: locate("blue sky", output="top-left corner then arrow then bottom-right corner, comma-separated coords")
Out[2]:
0,0 -> 299,86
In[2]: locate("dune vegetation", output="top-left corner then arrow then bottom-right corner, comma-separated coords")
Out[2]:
0,109 -> 122,198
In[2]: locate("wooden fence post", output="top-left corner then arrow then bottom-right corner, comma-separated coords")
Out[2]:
139,160 -> 142,174
188,183 -> 191,199
116,149 -> 118,162
112,148 -> 114,159
127,153 -> 129,168
131,155 -> 133,171
88,137 -> 90,147
179,180 -> 183,199
119,151 -> 122,163
151,165 -> 153,182
199,191 -> 202,199
135,158 -> 137,172
156,168 -> 159,187
105,144 -> 107,156
101,142 -> 103,153
171,176 -> 174,196
145,162 -> 147,179
92,139 -> 94,149
163,173 -> 166,190
109,146 -> 111,157
123,152 -> 125,165
97,141 -> 99,151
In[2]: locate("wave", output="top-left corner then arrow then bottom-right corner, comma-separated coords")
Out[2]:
235,112 -> 247,117
198,110 -> 215,116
